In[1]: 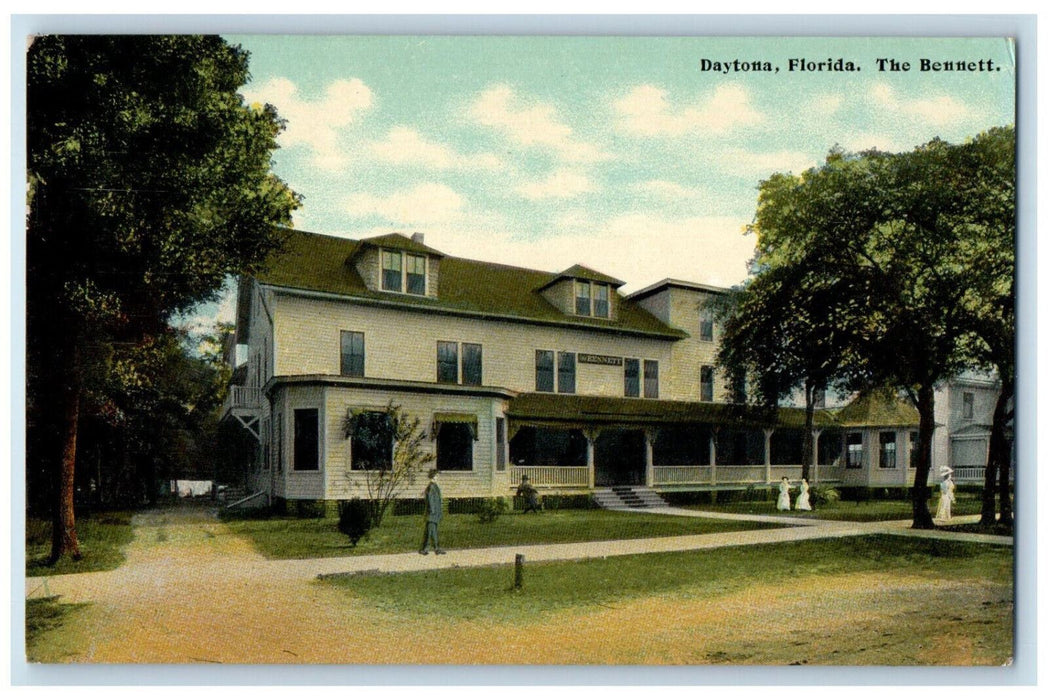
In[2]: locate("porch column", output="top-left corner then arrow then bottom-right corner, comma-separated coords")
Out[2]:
764,428 -> 774,484
812,429 -> 822,484
584,428 -> 597,489
709,429 -> 718,487
644,428 -> 657,488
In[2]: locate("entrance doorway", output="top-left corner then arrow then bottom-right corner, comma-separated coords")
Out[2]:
594,429 -> 645,486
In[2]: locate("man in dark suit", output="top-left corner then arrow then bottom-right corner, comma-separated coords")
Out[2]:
516,474 -> 542,513
419,469 -> 446,555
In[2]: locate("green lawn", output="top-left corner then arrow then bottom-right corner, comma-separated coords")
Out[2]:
681,491 -> 984,521
25,596 -> 89,649
224,509 -> 786,560
26,511 -> 135,577
322,535 -> 1012,624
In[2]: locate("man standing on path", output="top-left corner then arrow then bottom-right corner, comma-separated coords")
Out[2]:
420,469 -> 446,555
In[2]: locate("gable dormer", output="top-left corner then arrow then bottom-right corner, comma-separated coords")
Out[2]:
537,264 -> 625,321
350,232 -> 444,298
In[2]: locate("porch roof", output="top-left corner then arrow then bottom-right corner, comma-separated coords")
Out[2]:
834,390 -> 920,427
505,393 -> 839,430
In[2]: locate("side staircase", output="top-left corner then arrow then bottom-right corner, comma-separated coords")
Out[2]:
592,486 -> 669,510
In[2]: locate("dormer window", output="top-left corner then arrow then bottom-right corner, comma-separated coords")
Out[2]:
574,280 -> 610,318
382,250 -> 402,292
381,249 -> 427,295
575,280 -> 591,315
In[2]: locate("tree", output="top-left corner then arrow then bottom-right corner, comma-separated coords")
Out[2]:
746,131 -> 1013,529
343,404 -> 435,528
27,36 -> 300,562
714,258 -> 871,480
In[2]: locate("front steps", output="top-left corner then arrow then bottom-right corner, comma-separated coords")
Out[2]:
593,486 -> 669,510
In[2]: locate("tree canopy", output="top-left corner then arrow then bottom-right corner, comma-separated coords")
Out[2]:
722,127 -> 1015,528
27,35 -> 301,561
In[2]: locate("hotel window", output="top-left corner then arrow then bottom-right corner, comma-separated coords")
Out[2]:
846,433 -> 863,468
962,392 -> 974,420
436,423 -> 474,471
644,360 -> 659,399
879,431 -> 897,468
700,365 -> 714,402
350,411 -> 393,471
909,431 -> 919,469
535,350 -> 555,392
340,331 -> 365,377
406,253 -> 427,295
593,283 -> 610,318
462,343 -> 483,386
700,311 -> 714,342
381,250 -> 402,292
496,418 -> 507,471
575,280 -> 591,315
293,408 -> 319,471
624,358 -> 640,397
558,352 -> 576,394
437,341 -> 459,383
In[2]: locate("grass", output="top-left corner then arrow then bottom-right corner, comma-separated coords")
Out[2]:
681,491 -> 985,522
25,511 -> 135,577
224,509 -> 786,560
322,535 -> 1013,624
25,596 -> 89,652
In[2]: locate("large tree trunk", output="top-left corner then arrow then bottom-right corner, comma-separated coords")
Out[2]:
49,353 -> 83,563
994,377 -> 1014,528
981,384 -> 1010,525
911,384 -> 936,529
801,382 -> 815,481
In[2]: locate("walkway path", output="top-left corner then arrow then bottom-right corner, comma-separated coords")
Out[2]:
26,505 -> 1011,603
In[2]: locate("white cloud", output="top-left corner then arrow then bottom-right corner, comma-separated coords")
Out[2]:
425,213 -> 755,292
632,179 -> 712,202
342,183 -> 465,225
718,148 -> 817,177
869,82 -> 970,126
469,85 -> 606,163
368,127 -> 503,171
809,93 -> 844,115
242,77 -> 373,171
614,83 -> 764,137
517,169 -> 596,200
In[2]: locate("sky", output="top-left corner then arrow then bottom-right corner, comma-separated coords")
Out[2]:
179,35 -> 1015,337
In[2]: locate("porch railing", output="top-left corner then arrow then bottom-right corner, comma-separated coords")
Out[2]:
952,466 -> 986,483
510,466 -> 589,488
229,385 -> 262,409
653,464 -> 844,487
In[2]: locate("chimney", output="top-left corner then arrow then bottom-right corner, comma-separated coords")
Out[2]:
411,232 -> 425,245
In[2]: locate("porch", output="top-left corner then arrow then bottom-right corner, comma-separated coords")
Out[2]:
509,463 -> 847,490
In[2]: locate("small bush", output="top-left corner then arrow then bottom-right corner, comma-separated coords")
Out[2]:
337,499 -> 373,546
810,485 -> 840,507
539,494 -> 596,511
476,497 -> 508,523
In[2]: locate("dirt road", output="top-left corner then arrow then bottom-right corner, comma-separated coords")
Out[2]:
24,506 -> 1012,665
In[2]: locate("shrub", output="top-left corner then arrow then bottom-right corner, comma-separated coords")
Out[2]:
810,485 -> 840,507
476,497 -> 509,523
337,499 -> 373,546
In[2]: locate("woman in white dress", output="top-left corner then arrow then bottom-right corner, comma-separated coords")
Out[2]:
795,478 -> 812,511
777,476 -> 792,511
936,467 -> 955,521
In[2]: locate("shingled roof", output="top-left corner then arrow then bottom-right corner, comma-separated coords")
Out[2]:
834,390 -> 920,427
251,229 -> 686,339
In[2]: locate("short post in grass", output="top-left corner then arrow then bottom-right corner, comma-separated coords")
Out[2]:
514,553 -> 525,590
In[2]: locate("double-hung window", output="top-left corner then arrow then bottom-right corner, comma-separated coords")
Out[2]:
293,408 -> 319,471
700,365 -> 714,402
406,254 -> 426,295
340,331 -> 365,377
879,431 -> 897,468
462,343 -> 483,386
557,352 -> 576,394
700,311 -> 714,342
846,433 -> 863,468
350,411 -> 393,471
593,283 -> 609,318
536,350 -> 555,392
624,358 -> 640,397
437,341 -> 459,383
575,281 -> 591,315
643,360 -> 659,399
381,250 -> 403,292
